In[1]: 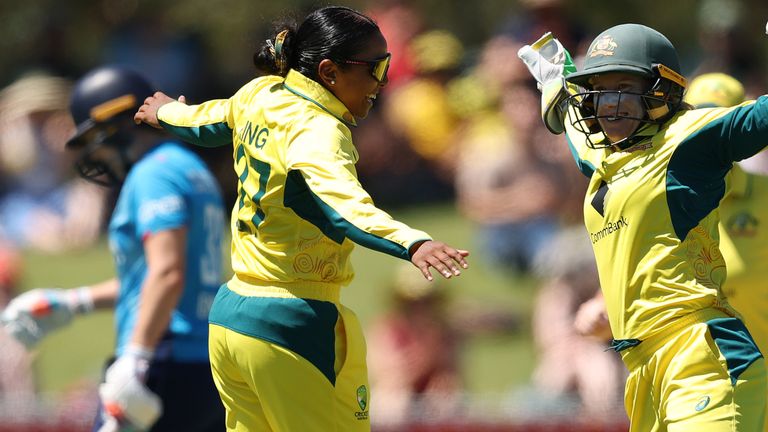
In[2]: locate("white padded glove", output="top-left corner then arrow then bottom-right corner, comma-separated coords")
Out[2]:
517,32 -> 576,90
97,345 -> 162,432
517,32 -> 578,134
1,287 -> 94,348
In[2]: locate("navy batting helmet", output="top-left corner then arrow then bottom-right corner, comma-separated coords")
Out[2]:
66,66 -> 154,185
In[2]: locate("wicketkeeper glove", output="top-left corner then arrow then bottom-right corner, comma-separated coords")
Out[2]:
517,32 -> 578,134
1,287 -> 94,348
97,345 -> 162,432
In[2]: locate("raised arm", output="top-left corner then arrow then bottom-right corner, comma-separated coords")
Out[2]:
135,91 -> 233,148
286,121 -> 468,280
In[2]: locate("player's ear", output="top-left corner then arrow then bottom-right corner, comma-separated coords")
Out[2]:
318,59 -> 339,88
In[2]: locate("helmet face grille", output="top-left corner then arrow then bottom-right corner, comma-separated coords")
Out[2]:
565,84 -> 683,149
71,119 -> 135,187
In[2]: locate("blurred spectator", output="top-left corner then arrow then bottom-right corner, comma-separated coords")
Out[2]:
529,228 -> 626,418
366,0 -> 425,88
690,0 -> 744,76
368,264 -> 463,425
355,29 -> 464,207
0,73 -> 106,252
452,35 -> 584,273
500,0 -> 586,59
0,243 -> 35,401
368,261 -> 519,427
384,29 -> 464,181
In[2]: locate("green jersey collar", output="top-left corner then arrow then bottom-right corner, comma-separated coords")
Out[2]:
283,69 -> 357,128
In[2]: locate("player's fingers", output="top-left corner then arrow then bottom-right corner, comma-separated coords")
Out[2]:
133,107 -> 146,124
436,250 -> 462,276
426,255 -> 453,279
415,262 -> 434,281
447,248 -> 470,270
178,95 -> 186,103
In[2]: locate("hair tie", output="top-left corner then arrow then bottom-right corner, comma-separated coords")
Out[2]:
274,30 -> 289,73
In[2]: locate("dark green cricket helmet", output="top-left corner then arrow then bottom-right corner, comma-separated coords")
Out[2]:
567,24 -> 684,89
565,24 -> 688,149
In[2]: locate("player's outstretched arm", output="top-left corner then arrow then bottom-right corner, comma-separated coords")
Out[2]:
1,279 -> 119,348
409,240 -> 469,281
1,286 -> 97,348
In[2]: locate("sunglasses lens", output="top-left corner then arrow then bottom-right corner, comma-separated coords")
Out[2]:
373,55 -> 391,82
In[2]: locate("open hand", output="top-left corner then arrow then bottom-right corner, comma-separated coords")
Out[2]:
409,240 -> 469,281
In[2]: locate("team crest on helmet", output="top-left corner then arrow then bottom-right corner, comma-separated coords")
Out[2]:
589,35 -> 618,57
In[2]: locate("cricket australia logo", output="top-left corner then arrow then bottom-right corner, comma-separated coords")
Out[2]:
355,385 -> 369,420
726,212 -> 758,237
589,35 -> 618,57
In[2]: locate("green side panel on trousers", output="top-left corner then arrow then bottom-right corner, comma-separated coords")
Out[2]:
209,284 -> 339,385
707,317 -> 763,386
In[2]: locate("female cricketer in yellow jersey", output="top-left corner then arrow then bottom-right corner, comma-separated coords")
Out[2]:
134,6 -> 469,432
519,24 -> 767,431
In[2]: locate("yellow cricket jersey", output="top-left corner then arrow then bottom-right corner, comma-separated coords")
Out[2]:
156,70 -> 431,298
564,97 -> 768,343
720,164 -> 768,354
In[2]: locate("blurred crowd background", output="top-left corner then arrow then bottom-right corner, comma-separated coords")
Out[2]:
1,0 -> 768,430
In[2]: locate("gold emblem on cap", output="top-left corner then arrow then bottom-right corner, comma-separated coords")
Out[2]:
589,35 -> 618,57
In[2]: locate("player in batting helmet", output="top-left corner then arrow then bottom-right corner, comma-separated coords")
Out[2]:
66,66 -> 158,186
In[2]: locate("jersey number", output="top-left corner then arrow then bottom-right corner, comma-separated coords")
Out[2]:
236,144 -> 270,235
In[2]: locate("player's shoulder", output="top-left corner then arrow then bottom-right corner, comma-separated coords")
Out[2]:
235,75 -> 284,100
290,112 -> 352,150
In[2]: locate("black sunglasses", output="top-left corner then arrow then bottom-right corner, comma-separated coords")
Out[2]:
341,53 -> 391,83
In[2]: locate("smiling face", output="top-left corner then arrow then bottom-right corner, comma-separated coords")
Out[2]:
589,72 -> 649,143
325,31 -> 389,120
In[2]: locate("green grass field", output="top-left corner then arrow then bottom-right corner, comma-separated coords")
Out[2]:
19,202 -> 538,395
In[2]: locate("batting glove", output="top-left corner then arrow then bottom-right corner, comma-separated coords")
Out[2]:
1,287 -> 94,348
517,32 -> 576,90
98,345 -> 162,432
